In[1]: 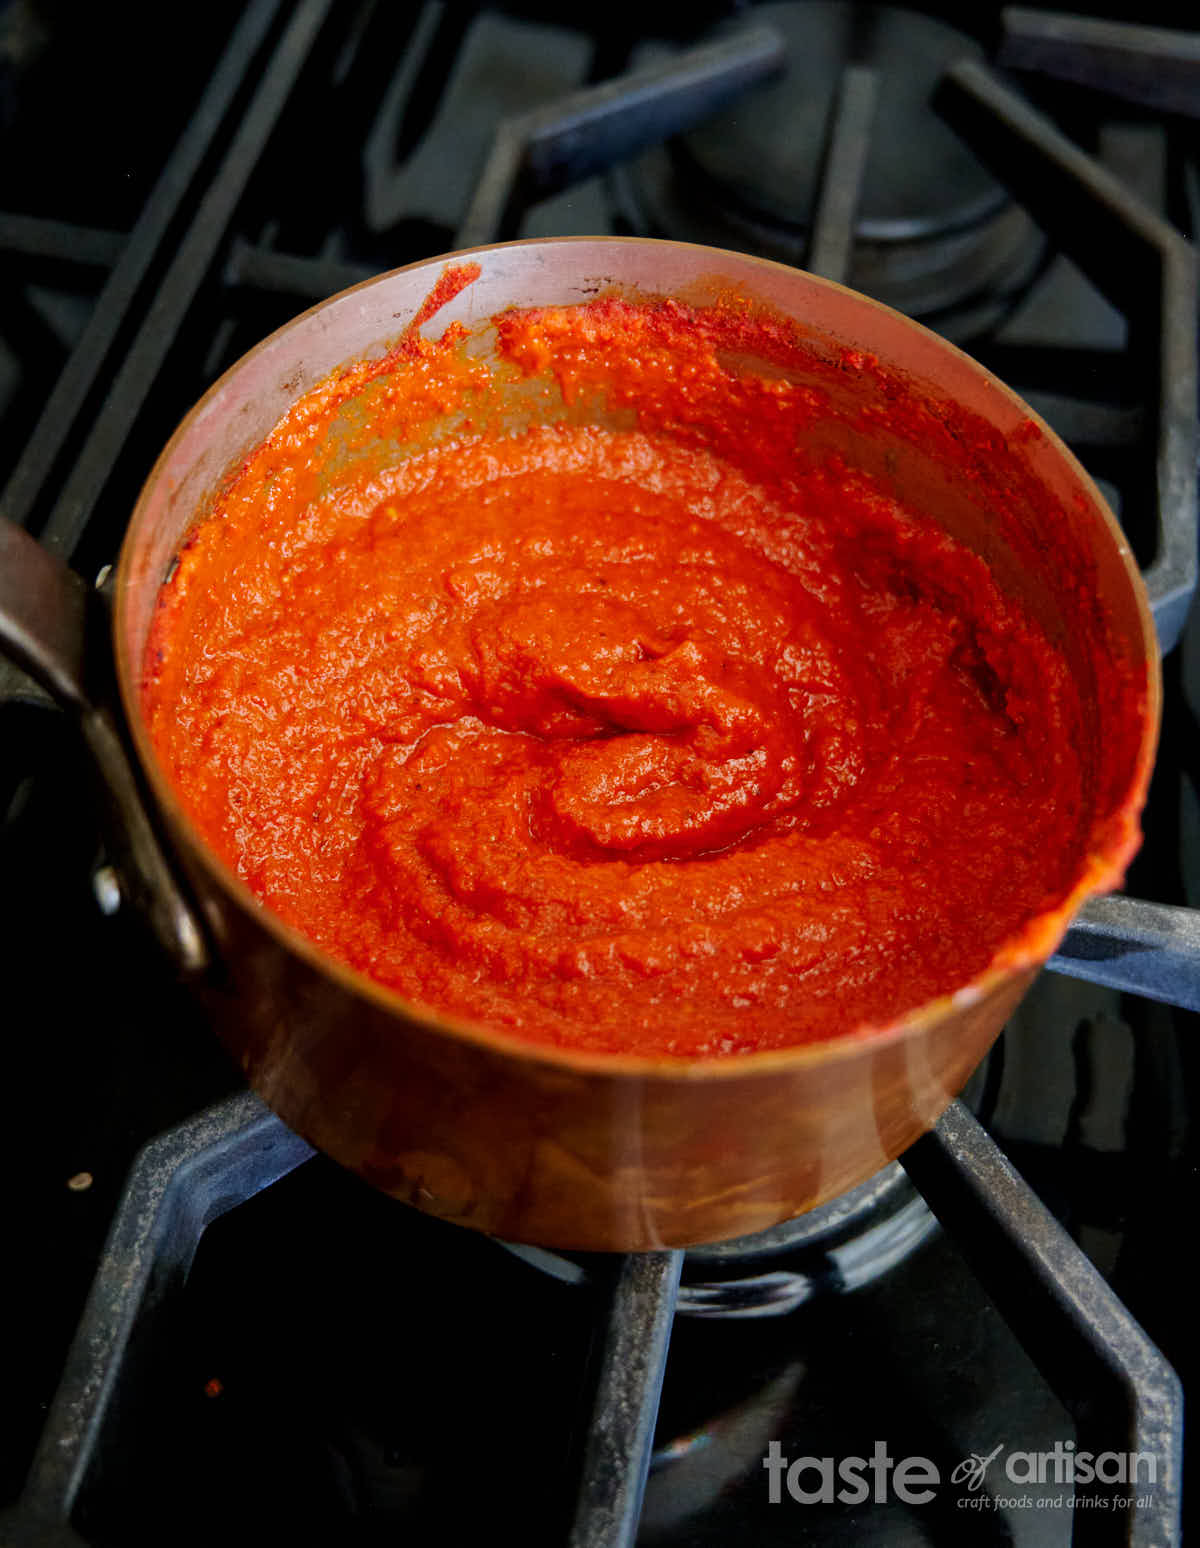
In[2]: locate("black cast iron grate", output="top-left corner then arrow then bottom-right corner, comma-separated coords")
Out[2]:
1,8 -> 1196,1547
0,1091 -> 1182,1547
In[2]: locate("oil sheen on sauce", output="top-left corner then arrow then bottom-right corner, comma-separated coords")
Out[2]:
142,293 -> 1106,1058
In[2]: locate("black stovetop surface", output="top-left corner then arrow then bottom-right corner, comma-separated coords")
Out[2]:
1,4 -> 1197,1544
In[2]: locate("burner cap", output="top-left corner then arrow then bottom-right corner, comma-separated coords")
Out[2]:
678,2 -> 1003,242
493,1163 -> 936,1316
676,1162 -> 937,1318
615,2 -> 1044,336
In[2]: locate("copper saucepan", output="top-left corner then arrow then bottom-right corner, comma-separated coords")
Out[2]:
0,238 -> 1159,1251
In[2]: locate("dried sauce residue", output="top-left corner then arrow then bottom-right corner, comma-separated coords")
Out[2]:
407,260 -> 481,334
142,295 -> 1138,1057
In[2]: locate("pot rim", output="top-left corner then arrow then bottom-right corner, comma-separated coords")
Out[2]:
113,234 -> 1162,1083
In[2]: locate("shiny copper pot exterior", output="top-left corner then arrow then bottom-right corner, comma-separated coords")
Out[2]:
110,238 -> 1159,1251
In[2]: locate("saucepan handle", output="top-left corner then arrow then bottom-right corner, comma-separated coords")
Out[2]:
0,518 -> 209,974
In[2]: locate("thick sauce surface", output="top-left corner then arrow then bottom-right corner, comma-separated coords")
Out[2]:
143,297 -> 1095,1057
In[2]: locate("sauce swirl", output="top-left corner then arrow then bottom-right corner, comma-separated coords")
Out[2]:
142,295 -> 1100,1057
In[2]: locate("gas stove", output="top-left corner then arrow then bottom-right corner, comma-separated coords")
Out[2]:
1,5 -> 1197,1545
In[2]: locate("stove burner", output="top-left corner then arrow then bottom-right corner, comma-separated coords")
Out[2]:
616,2 -> 1045,337
677,1163 -> 937,1318
497,1163 -> 938,1319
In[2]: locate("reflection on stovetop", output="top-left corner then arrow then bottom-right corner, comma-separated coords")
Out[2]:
72,1158 -> 605,1546
1,2 -> 1198,1545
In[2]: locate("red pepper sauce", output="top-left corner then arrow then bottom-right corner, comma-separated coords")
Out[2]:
142,297 -> 1108,1057
406,260 -> 481,334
